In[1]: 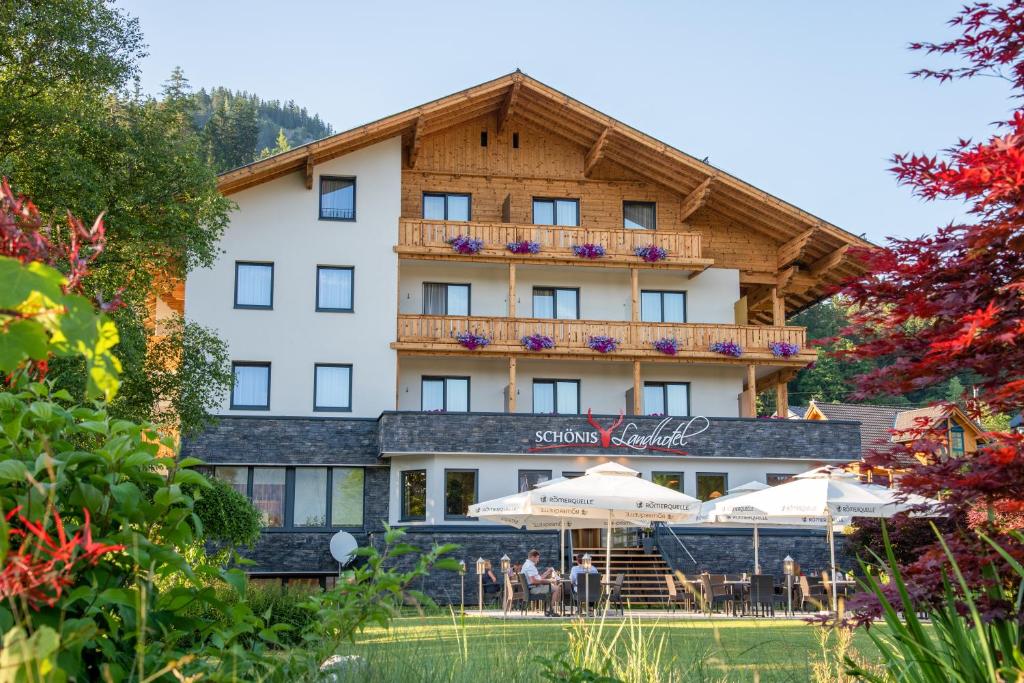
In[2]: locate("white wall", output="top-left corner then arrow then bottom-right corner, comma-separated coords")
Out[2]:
399,261 -> 739,323
185,138 -> 402,417
386,453 -> 820,525
397,356 -> 745,416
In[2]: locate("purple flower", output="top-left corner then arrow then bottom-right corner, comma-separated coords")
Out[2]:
653,337 -> 679,355
587,335 -> 620,353
445,235 -> 484,254
710,340 -> 743,357
634,244 -> 668,262
573,243 -> 605,259
455,331 -> 491,350
506,240 -> 541,254
521,334 -> 555,351
769,341 -> 800,358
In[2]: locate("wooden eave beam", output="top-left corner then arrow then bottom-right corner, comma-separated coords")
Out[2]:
496,80 -> 521,135
746,285 -> 775,312
777,227 -> 817,270
407,116 -> 424,169
513,107 -> 596,148
809,244 -> 850,277
755,368 -> 800,394
679,176 -> 714,222
584,127 -> 612,177
304,154 -> 314,190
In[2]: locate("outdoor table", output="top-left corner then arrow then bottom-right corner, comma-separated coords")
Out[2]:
557,578 -> 573,616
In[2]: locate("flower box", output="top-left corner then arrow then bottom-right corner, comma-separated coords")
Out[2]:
506,240 -> 540,254
445,235 -> 484,254
634,244 -> 668,262
521,334 -> 555,351
652,337 -> 679,355
769,341 -> 800,358
455,331 -> 491,350
587,335 -> 620,353
572,243 -> 605,259
710,340 -> 743,358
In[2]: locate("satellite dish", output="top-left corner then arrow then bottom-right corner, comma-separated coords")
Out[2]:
329,530 -> 358,567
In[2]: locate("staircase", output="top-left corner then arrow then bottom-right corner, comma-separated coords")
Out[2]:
575,546 -> 672,606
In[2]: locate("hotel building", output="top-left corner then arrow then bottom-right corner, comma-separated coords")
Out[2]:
179,72 -> 868,600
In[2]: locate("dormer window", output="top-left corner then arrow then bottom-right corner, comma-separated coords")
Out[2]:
950,423 -> 966,457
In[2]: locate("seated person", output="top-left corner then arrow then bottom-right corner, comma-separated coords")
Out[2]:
481,560 -> 501,596
569,554 -> 599,592
522,549 -> 561,616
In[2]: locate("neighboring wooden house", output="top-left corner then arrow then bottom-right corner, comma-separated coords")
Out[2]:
803,400 -> 987,485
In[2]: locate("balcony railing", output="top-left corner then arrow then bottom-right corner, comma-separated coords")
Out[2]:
394,314 -> 812,363
396,219 -> 713,269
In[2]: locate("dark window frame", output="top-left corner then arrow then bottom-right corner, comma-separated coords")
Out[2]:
950,422 -> 966,456
313,363 -> 353,413
651,471 -> 684,493
531,197 -> 580,226
696,472 -> 729,501
642,381 -> 691,417
230,361 -> 271,410
422,192 -> 472,221
212,465 -> 366,532
518,469 -> 553,492
421,375 -> 471,412
319,176 -> 357,221
233,261 -> 274,310
400,469 -> 427,522
422,282 -> 472,316
443,468 -> 479,521
623,200 -> 658,230
640,290 -> 687,323
531,378 -> 581,415
532,286 -> 580,320
315,265 -> 355,313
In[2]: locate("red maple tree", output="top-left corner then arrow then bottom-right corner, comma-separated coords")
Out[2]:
837,1 -> 1024,620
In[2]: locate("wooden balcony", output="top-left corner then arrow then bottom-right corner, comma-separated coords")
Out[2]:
395,219 -> 714,270
393,314 -> 813,364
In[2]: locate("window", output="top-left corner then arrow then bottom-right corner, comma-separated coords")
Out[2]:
444,469 -> 477,519
533,287 -> 579,319
696,473 -> 728,501
533,379 -> 580,415
231,362 -> 270,410
643,382 -> 689,416
401,470 -> 427,521
332,468 -> 365,526
519,470 -> 552,492
652,472 -> 683,492
316,266 -> 354,312
314,364 -> 352,412
423,283 -> 470,316
623,201 -> 657,230
252,467 -> 286,527
421,376 -> 469,412
234,262 -> 273,309
423,192 -> 471,221
532,198 -> 579,226
640,291 -> 686,323
214,466 -> 248,496
950,423 -> 966,457
766,473 -> 792,486
293,468 -> 328,527
319,176 -> 356,220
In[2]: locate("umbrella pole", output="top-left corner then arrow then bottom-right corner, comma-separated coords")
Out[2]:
560,520 -> 565,576
753,524 -> 760,575
605,510 -> 613,584
828,510 -> 837,613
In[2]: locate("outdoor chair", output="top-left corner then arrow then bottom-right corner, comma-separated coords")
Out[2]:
504,573 -> 524,615
746,575 -> 784,617
575,573 -> 602,616
604,574 -> 625,616
799,576 -> 827,612
663,575 -> 693,612
700,573 -> 732,615
518,573 -> 550,614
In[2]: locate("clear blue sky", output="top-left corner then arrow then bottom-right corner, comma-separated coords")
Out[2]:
121,0 -> 1012,244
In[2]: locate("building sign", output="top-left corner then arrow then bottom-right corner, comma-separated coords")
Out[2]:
530,410 -> 711,456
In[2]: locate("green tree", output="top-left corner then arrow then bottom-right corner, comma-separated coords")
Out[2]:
258,127 -> 291,159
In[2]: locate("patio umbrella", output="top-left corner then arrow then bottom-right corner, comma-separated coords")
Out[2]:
712,465 -> 936,611
471,462 -> 699,582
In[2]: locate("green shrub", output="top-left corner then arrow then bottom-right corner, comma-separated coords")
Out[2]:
190,474 -> 262,548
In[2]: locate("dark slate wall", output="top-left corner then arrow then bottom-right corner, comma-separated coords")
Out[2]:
379,412 -> 861,460
181,416 -> 380,465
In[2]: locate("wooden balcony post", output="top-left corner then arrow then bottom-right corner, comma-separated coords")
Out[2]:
508,357 -> 517,413
744,364 -> 757,417
508,263 -> 517,318
630,268 -> 639,322
632,360 -> 642,415
775,378 -> 789,418
771,287 -> 786,326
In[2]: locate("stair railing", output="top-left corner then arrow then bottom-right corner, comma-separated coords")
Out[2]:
659,523 -> 697,567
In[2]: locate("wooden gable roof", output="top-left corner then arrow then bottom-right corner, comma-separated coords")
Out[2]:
217,71 -> 874,317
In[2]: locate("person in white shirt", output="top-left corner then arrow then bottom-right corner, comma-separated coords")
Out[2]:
521,549 -> 561,616
569,554 -> 598,590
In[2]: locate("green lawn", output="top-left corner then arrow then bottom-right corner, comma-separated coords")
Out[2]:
329,614 -> 884,682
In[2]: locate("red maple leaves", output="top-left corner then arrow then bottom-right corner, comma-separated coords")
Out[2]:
0,507 -> 124,610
